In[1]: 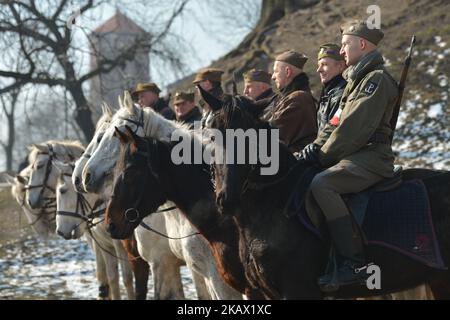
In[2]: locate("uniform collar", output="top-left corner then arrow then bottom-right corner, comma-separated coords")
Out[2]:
344,50 -> 384,82
323,74 -> 346,94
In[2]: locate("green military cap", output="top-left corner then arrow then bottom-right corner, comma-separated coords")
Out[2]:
340,20 -> 384,45
243,69 -> 272,85
275,50 -> 308,69
173,91 -> 195,105
132,82 -> 161,96
193,68 -> 224,84
318,43 -> 344,61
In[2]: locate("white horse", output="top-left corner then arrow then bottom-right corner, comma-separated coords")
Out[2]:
53,161 -> 135,300
26,141 -> 84,209
82,92 -> 242,299
4,165 -> 55,237
72,103 -> 112,194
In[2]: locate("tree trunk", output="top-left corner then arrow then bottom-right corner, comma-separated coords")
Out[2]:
5,112 -> 14,171
68,82 -> 95,142
257,0 -> 319,29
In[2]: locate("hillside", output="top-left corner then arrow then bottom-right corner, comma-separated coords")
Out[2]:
172,0 -> 449,170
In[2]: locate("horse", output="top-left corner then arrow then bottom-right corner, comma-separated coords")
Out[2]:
71,104 -> 151,300
204,89 -> 450,299
53,161 -> 135,300
3,165 -> 55,237
84,91 -> 256,298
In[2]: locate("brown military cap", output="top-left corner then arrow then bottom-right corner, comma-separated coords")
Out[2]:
340,20 -> 384,45
193,68 -> 224,84
243,69 -> 272,85
173,91 -> 195,105
275,50 -> 308,69
132,82 -> 161,96
318,43 -> 344,61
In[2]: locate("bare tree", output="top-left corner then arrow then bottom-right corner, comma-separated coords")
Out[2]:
0,0 -> 191,142
0,87 -> 20,171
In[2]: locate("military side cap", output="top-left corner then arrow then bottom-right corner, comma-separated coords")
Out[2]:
318,43 -> 344,61
173,91 -> 195,105
340,20 -> 384,45
193,68 -> 224,84
243,69 -> 272,85
275,50 -> 308,69
132,82 -> 161,96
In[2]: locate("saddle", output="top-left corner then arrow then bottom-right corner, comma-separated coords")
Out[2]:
289,165 -> 447,270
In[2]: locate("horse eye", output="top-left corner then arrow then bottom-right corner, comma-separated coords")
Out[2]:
36,163 -> 44,169
59,187 -> 67,194
97,134 -> 103,143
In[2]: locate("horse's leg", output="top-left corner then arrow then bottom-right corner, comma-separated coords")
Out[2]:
113,240 -> 135,300
121,237 -> 149,300
191,269 -> 211,300
390,284 -> 434,300
101,248 -> 121,300
152,257 -> 185,300
86,235 -> 110,299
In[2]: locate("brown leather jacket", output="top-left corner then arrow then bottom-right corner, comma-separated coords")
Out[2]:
270,73 -> 318,152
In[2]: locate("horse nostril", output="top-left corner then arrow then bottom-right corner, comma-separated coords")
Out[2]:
75,177 -> 81,187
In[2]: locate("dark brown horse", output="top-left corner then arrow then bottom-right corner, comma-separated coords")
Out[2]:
105,126 -> 264,299
205,90 -> 450,299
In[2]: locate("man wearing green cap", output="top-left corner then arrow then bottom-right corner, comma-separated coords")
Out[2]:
300,43 -> 347,161
193,68 -> 226,128
243,69 -> 275,121
306,20 -> 399,292
132,82 -> 175,120
172,91 -> 202,129
270,50 -> 317,152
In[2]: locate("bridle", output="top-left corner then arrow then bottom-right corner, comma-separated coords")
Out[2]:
112,138 -> 200,240
25,144 -> 57,206
56,172 -> 106,229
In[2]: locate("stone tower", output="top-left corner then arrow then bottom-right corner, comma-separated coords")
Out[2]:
89,11 -> 149,119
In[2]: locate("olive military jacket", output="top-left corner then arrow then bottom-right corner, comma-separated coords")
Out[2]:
317,50 -> 399,177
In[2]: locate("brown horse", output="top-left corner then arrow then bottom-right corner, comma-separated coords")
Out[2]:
104,126 -> 264,299
205,91 -> 450,299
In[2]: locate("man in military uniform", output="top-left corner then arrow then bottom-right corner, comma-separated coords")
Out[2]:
193,68 -> 225,128
172,91 -> 202,129
300,43 -> 347,160
243,69 -> 275,121
270,50 -> 317,152
132,82 -> 175,120
306,21 -> 399,291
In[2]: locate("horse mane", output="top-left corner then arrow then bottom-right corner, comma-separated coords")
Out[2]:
28,140 -> 85,164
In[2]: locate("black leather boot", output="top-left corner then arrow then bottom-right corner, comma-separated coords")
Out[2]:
318,215 -> 368,293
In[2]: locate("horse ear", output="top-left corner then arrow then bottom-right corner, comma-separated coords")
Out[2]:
196,85 -> 222,111
114,127 -> 129,145
101,102 -> 113,118
124,91 -> 134,113
15,174 -> 28,185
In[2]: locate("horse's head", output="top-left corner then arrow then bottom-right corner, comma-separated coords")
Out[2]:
73,103 -> 112,193
82,92 -> 145,195
26,144 -> 59,209
26,141 -> 84,209
106,126 -> 167,239
54,161 -> 101,240
200,87 -> 275,214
